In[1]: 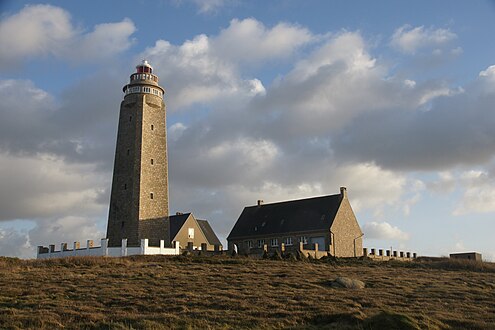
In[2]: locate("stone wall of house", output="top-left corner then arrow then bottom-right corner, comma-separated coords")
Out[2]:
229,232 -> 329,255
173,215 -> 216,250
330,196 -> 363,257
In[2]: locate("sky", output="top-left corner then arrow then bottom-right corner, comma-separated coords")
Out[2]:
1,0 -> 495,260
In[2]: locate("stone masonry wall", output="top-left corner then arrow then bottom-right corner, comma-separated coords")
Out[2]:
138,94 -> 169,221
330,197 -> 363,257
107,94 -> 142,247
107,89 -> 169,247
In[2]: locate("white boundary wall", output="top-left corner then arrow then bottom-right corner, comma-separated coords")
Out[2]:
37,238 -> 180,259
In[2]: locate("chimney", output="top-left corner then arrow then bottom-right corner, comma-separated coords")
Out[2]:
257,199 -> 264,206
340,186 -> 347,199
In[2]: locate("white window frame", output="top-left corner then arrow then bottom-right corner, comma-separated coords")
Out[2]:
284,237 -> 293,246
257,239 -> 265,248
270,238 -> 279,247
188,228 -> 194,239
300,236 -> 308,244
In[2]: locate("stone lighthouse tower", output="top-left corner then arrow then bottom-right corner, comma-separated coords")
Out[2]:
106,60 -> 169,247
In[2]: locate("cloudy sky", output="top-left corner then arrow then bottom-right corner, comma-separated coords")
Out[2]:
1,0 -> 495,259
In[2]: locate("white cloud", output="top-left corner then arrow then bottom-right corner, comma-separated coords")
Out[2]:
453,170 -> 495,215
191,0 -> 233,14
0,227 -> 32,258
479,65 -> 495,82
0,5 -> 135,68
331,163 -> 406,212
0,4 -> 73,65
0,151 -> 108,221
68,19 -> 136,61
142,18 -> 311,109
213,18 -> 313,64
391,25 -> 457,54
0,217 -> 105,259
363,221 -> 410,241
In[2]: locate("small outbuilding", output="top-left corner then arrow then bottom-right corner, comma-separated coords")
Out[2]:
450,252 -> 482,262
227,187 -> 363,257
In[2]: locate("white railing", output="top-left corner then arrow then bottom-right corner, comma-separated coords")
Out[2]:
37,238 -> 180,259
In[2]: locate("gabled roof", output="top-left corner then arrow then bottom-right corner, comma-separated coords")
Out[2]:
197,220 -> 222,246
169,213 -> 191,241
227,194 -> 343,240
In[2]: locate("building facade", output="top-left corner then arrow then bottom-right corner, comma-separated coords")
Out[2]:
169,213 -> 223,251
106,60 -> 169,247
227,187 -> 363,258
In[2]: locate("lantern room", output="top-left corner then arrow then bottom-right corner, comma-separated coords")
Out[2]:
136,60 -> 153,73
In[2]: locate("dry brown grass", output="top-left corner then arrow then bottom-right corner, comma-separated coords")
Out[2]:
1,255 -> 494,329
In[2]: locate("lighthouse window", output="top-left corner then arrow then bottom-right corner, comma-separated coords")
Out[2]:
129,116 -> 132,122
127,149 -> 130,155
150,193 -> 154,199
151,124 -> 154,130
124,183 -> 127,190
151,159 -> 154,165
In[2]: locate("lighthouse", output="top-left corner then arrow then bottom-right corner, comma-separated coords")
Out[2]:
106,60 -> 169,247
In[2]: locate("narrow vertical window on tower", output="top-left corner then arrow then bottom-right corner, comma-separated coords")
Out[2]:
151,124 -> 154,131
129,116 -> 132,122
151,159 -> 154,165
150,192 -> 154,199
127,149 -> 130,156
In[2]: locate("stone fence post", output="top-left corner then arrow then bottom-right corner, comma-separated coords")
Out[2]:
121,238 -> 128,257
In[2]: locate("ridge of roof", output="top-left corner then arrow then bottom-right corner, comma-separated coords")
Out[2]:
245,193 -> 341,208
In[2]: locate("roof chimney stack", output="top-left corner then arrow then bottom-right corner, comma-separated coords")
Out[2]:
257,199 -> 264,206
340,186 -> 347,199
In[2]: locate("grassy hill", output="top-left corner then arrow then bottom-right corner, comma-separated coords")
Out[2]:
1,255 -> 494,329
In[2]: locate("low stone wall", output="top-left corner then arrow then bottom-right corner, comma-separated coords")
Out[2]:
241,242 -> 330,259
363,247 -> 417,261
37,239 -> 180,259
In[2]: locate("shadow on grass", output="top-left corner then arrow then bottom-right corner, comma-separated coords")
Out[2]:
301,310 -> 447,330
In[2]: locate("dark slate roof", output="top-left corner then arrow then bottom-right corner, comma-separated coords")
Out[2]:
227,194 -> 343,240
197,220 -> 222,246
169,213 -> 191,241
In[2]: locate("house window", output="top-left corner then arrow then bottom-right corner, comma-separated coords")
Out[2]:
270,238 -> 279,247
188,228 -> 194,239
150,192 -> 154,199
245,240 -> 253,249
300,236 -> 308,244
284,237 -> 293,246
257,239 -> 265,248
